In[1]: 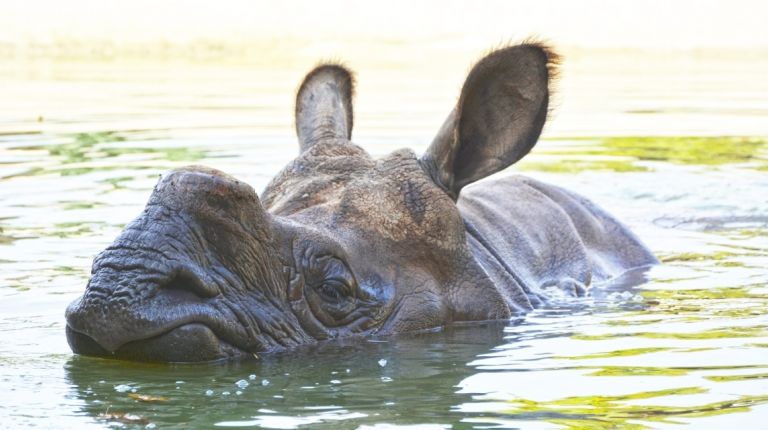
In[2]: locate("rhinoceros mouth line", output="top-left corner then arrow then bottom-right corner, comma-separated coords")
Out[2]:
66,322 -> 249,363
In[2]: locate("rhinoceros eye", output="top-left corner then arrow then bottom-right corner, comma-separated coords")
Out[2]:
309,257 -> 356,302
316,278 -> 351,302
303,255 -> 359,325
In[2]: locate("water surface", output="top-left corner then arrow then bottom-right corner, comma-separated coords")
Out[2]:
1,53 -> 767,428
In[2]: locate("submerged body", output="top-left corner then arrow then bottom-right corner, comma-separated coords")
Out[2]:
66,43 -> 656,362
461,175 -> 655,311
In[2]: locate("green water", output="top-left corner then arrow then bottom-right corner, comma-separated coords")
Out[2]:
1,57 -> 767,429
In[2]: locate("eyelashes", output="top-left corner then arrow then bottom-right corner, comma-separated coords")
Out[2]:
315,279 -> 349,302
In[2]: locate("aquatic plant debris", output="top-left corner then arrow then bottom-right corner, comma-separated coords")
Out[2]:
127,393 -> 169,403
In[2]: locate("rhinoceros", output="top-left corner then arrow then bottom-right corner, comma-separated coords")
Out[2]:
65,43 -> 657,362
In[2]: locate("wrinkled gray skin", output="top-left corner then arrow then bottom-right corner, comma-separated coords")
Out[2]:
66,44 -> 657,362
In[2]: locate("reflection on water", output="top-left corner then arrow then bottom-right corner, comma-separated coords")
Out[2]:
517,136 -> 768,173
1,53 -> 767,428
64,324 -> 508,429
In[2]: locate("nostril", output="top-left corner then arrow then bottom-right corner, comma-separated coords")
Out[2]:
163,266 -> 219,299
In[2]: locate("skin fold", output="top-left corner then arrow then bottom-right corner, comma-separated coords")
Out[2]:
65,43 -> 658,362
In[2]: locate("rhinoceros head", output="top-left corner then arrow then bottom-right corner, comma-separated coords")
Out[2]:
66,43 -> 555,361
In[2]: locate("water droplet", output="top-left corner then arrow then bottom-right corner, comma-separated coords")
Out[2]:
248,374 -> 257,380
380,376 -> 393,382
330,379 -> 341,384
222,391 -> 231,396
236,390 -> 242,395
175,380 -> 185,384
345,369 -> 350,373
235,379 -> 249,389
378,359 -> 388,367
114,384 -> 132,393
205,389 -> 214,396
261,379 -> 270,386
145,424 -> 157,429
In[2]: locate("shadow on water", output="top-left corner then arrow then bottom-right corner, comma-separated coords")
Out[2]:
64,322 -> 511,429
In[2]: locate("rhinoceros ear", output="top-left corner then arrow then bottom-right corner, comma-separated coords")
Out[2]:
295,64 -> 355,152
421,43 -> 557,199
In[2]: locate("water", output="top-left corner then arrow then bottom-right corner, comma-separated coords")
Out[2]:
1,51 -> 767,428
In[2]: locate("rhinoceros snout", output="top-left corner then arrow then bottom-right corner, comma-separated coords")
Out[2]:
64,260 -> 257,362
65,166 -> 294,361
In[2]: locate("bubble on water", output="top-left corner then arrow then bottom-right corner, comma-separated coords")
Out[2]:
131,388 -> 138,393
331,371 -> 338,375
380,376 -> 393,382
605,290 -> 645,304
378,359 -> 387,367
248,374 -> 257,380
385,401 -> 395,406
235,379 -> 249,389
114,384 -> 132,393
175,380 -> 185,384
273,395 -> 284,399
330,379 -> 341,384
205,389 -> 214,396
98,380 -> 106,384
222,391 -> 231,396
261,379 -> 270,386
345,369 -> 350,373
236,390 -> 242,395
145,424 -> 157,429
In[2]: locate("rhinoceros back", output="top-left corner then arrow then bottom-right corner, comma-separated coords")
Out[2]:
457,175 -> 657,303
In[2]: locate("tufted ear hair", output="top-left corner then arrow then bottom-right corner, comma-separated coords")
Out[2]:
420,43 -> 558,199
295,64 -> 355,152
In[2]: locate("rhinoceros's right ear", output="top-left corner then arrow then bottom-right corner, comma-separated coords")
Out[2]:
295,64 -> 355,152
420,43 -> 557,199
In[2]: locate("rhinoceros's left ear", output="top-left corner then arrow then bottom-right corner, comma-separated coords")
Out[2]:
295,64 -> 355,152
421,43 -> 557,199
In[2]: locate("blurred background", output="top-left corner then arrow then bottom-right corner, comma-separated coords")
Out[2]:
3,0 -> 768,138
